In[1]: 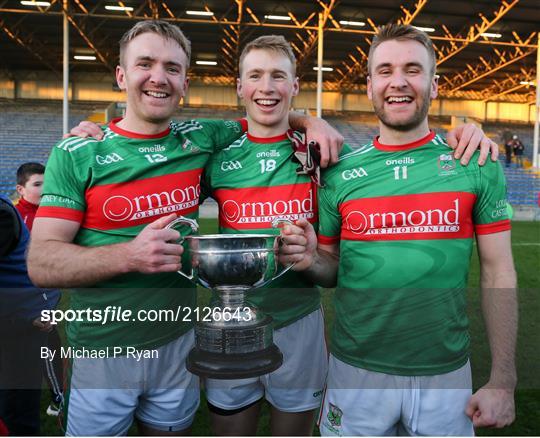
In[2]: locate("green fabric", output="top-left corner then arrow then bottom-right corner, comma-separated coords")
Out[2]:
40,119 -> 244,350
318,132 -> 510,375
204,132 -> 329,328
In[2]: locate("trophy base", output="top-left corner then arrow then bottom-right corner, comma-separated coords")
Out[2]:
186,344 -> 283,379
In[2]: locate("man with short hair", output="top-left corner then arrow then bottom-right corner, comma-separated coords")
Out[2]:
28,20 -> 252,436
202,35 -> 328,436
28,20 -> 342,436
202,34 -> 503,436
64,25 -> 498,436
280,24 -> 517,436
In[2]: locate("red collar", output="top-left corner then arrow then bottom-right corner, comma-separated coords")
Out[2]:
109,117 -> 171,139
247,132 -> 289,143
17,197 -> 38,212
374,131 -> 435,152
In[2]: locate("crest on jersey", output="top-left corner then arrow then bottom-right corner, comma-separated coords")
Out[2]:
181,139 -> 200,153
327,403 -> 343,427
437,154 -> 457,176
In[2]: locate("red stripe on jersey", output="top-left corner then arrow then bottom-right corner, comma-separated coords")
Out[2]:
83,169 -> 203,230
214,183 -> 317,230
36,206 -> 84,223
339,192 -> 477,241
475,219 -> 511,235
374,131 -> 436,152
318,234 -> 339,245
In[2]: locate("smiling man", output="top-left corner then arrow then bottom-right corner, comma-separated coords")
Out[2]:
28,20 -> 345,436
280,24 -> 517,436
27,21 -> 251,436
202,36 -> 328,436
200,32 -> 502,437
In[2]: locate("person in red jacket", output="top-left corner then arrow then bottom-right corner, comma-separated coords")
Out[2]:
15,162 -> 45,230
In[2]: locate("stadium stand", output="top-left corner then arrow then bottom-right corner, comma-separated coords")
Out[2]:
502,162 -> 540,208
0,101 -> 245,197
1,101 -> 538,212
0,99 -> 107,196
481,120 -> 540,210
483,121 -> 536,163
327,118 -> 379,146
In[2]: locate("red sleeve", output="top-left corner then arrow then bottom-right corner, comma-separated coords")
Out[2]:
36,206 -> 84,223
475,219 -> 511,235
318,234 -> 340,245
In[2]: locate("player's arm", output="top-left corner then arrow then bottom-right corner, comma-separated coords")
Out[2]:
446,123 -> 499,165
288,112 -> 344,167
279,218 -> 339,287
27,214 -> 183,288
465,230 -> 517,428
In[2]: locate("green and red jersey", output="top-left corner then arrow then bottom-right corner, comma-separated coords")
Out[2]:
318,131 -> 510,376
204,131 -> 321,329
37,118 -> 245,351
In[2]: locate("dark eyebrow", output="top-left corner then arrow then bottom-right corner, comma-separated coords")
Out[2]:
246,68 -> 288,75
404,62 -> 424,70
135,56 -> 183,71
374,62 -> 392,70
375,61 -> 425,71
135,55 -> 155,62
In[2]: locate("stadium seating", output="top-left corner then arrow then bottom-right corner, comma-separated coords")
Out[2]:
483,121 -> 535,161
327,118 -> 379,146
0,99 -> 101,195
502,160 -> 540,207
1,100 -> 538,211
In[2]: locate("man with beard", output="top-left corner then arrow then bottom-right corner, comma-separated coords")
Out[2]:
27,20 -> 344,436
279,24 -> 517,436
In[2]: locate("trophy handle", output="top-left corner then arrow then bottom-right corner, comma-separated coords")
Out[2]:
268,218 -> 296,283
166,216 -> 199,281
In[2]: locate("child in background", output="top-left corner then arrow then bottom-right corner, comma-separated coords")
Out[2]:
15,162 -> 45,230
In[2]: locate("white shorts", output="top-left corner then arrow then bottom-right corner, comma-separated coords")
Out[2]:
65,331 -> 199,436
205,308 -> 328,413
318,355 -> 474,436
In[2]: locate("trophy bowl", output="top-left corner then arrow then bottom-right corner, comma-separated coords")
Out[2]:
167,217 -> 291,379
185,233 -> 281,291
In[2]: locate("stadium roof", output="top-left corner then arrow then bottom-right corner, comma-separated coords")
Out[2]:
0,0 -> 538,103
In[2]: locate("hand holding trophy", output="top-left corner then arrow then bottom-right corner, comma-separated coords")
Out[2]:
167,216 -> 294,379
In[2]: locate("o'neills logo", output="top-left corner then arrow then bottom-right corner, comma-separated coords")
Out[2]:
340,192 -> 476,241
84,169 -> 202,230
215,183 -> 317,230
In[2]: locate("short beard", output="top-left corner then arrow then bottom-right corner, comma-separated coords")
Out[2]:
374,88 -> 431,132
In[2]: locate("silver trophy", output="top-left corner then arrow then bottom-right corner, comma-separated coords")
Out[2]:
167,216 -> 293,379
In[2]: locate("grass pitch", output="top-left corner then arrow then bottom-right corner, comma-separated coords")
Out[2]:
39,220 -> 539,436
